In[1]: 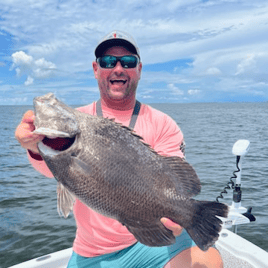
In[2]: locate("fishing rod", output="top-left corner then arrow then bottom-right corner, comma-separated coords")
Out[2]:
216,140 -> 255,233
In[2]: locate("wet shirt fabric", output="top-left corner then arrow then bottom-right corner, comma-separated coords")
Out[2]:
28,102 -> 185,257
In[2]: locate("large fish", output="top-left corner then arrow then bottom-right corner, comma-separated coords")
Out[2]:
33,93 -> 228,251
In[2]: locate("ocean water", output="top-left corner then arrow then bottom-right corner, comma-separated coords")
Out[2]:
0,102 -> 267,267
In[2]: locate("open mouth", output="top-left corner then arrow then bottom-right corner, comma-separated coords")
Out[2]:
110,79 -> 127,85
37,136 -> 76,157
42,136 -> 76,151
33,128 -> 76,155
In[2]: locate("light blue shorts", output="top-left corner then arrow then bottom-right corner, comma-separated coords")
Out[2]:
67,229 -> 196,268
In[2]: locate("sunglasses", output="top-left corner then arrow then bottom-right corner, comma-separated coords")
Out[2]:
97,55 -> 139,69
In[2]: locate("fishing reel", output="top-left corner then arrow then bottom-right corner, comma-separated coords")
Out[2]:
217,140 -> 256,232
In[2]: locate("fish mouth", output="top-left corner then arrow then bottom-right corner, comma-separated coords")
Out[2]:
38,136 -> 76,156
35,129 -> 77,155
43,136 -> 76,151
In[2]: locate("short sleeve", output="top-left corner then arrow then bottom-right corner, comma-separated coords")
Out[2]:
152,113 -> 185,158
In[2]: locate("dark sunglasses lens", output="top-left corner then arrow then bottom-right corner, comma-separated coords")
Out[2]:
121,56 -> 138,68
99,56 -> 117,68
98,55 -> 138,68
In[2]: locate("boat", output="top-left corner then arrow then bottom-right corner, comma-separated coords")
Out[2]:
9,140 -> 268,268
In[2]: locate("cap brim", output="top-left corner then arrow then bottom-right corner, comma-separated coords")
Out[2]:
95,39 -> 138,58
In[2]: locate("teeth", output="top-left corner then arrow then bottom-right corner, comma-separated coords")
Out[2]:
111,80 -> 126,84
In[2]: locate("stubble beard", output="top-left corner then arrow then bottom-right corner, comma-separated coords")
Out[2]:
100,79 -> 138,101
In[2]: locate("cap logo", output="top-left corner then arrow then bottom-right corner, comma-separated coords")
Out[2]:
113,33 -> 117,38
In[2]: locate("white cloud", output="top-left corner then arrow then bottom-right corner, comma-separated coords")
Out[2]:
33,58 -> 56,78
206,67 -> 222,76
167,83 -> 184,95
24,76 -> 34,86
142,71 -> 194,85
15,67 -> 21,76
11,51 -> 56,84
0,92 -> 28,105
11,51 -> 33,66
141,95 -> 154,99
188,89 -> 200,95
235,54 -> 256,75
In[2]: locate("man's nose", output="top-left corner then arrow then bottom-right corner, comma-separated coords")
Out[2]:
113,61 -> 125,74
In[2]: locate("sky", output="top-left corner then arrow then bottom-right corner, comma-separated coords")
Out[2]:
0,0 -> 268,105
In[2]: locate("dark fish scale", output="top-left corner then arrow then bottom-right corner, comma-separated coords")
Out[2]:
34,93 -> 229,251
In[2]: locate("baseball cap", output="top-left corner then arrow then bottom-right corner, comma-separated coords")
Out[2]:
95,30 -> 140,59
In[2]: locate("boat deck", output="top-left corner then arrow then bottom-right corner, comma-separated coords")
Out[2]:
216,245 -> 254,268
215,229 -> 268,268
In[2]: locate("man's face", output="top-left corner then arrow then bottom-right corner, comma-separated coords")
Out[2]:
93,46 -> 142,102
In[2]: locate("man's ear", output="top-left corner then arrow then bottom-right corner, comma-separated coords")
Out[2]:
93,61 -> 98,79
138,62 -> 142,80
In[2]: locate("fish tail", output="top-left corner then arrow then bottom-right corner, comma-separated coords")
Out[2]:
184,200 -> 229,251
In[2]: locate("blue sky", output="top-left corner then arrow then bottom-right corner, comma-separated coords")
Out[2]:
0,0 -> 268,105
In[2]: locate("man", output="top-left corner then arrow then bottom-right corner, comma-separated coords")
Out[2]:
15,30 -> 223,267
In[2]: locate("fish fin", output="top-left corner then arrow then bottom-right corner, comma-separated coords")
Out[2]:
163,156 -> 201,198
72,157 -> 92,175
102,117 -> 145,140
57,182 -> 76,218
125,222 -> 175,247
182,200 -> 229,251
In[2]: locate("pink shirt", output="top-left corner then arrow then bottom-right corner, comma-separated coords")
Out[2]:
28,102 -> 185,257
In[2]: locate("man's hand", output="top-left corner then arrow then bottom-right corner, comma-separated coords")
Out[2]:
15,110 -> 45,154
161,217 -> 183,236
